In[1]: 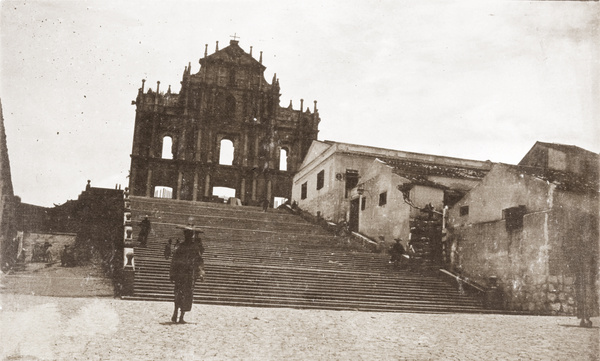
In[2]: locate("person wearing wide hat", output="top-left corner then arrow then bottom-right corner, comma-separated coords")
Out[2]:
169,226 -> 204,323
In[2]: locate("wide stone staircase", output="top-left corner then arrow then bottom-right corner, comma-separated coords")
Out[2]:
124,196 -> 487,313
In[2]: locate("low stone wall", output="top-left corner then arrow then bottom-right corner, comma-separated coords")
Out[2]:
505,274 -> 576,315
448,211 -> 591,316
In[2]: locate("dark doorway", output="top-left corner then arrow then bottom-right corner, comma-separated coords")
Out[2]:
349,198 -> 360,233
345,169 -> 359,198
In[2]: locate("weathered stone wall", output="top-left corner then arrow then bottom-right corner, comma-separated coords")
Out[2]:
294,155 -> 343,222
356,166 -> 401,244
294,152 -> 376,223
448,187 -> 599,316
450,165 -> 552,226
449,212 -> 565,314
548,192 -> 599,317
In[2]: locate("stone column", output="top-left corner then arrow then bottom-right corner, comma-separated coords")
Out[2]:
240,178 -> 246,203
149,115 -> 158,158
192,172 -> 199,201
196,128 -> 202,161
253,137 -> 259,167
179,128 -> 187,161
129,167 -> 137,194
204,174 -> 211,198
267,179 -> 272,202
132,115 -> 142,156
243,132 -> 248,166
268,142 -> 275,170
145,169 -> 153,197
176,171 -> 183,200
207,130 -> 213,163
251,177 -> 257,201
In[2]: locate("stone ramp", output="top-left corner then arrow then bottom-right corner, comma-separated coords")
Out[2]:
125,196 -> 487,313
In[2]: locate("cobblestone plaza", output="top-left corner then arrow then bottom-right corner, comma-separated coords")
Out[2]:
1,294 -> 598,361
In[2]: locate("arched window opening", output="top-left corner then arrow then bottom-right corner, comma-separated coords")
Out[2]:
154,186 -> 173,199
212,187 -> 236,203
279,148 -> 288,171
219,139 -> 234,165
161,136 -> 173,159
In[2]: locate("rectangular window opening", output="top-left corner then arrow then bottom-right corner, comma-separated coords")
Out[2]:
301,182 -> 307,200
503,205 -> 526,232
459,206 -> 469,216
316,170 -> 324,190
379,192 -> 387,206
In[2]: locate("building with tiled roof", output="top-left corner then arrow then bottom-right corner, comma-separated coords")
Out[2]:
447,161 -> 598,316
519,141 -> 599,183
292,140 -> 491,244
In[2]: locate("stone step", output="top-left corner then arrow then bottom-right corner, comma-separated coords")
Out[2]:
131,196 -> 304,222
135,253 -> 392,272
122,294 -> 487,314
132,282 -> 481,306
132,264 -> 481,306
134,261 -> 435,283
133,270 -> 464,293
127,196 -> 487,313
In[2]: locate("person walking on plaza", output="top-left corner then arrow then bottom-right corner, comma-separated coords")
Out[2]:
164,239 -> 173,259
138,216 -> 151,247
169,227 -> 204,324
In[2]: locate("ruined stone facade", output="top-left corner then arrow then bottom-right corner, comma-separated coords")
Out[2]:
129,40 -> 320,205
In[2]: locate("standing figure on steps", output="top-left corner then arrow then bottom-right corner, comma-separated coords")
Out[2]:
169,227 -> 204,323
138,216 -> 151,247
261,198 -> 270,212
164,239 -> 172,259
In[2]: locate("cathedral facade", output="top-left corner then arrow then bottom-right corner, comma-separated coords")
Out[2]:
129,39 -> 320,205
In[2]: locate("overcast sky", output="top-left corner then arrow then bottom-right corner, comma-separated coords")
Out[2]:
1,0 -> 598,207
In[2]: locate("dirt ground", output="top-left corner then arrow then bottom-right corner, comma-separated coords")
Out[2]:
1,264 -> 598,360
1,261 -> 113,298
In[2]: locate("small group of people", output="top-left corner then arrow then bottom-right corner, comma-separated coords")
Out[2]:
169,227 -> 205,324
389,238 -> 408,269
336,219 -> 350,237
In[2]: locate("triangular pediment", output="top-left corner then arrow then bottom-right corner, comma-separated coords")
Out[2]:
300,140 -> 333,168
201,41 -> 265,70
